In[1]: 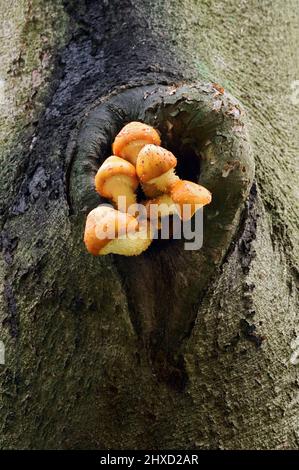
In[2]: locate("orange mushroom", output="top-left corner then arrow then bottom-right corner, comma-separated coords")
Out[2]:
95,156 -> 138,211
170,180 -> 212,221
84,206 -> 153,256
143,180 -> 211,223
136,144 -> 179,197
112,122 -> 161,165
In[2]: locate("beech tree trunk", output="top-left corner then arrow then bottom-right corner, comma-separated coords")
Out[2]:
0,0 -> 298,449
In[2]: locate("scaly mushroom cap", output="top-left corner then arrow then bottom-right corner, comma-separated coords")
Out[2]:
170,180 -> 212,220
112,122 -> 161,165
95,156 -> 138,211
136,145 -> 177,183
136,144 -> 179,197
84,206 -> 153,256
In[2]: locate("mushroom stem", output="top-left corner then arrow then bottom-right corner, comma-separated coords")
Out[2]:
142,169 -> 179,197
145,194 -> 179,220
103,175 -> 137,211
100,223 -> 153,256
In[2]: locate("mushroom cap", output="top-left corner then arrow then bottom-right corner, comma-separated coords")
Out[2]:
170,180 -> 212,210
112,122 -> 161,161
84,206 -> 138,255
95,156 -> 138,197
136,144 -> 177,183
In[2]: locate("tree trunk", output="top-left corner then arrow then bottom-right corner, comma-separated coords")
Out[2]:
0,0 -> 298,450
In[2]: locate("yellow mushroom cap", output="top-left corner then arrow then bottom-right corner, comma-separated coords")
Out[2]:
170,180 -> 212,220
112,122 -> 161,165
95,156 -> 138,211
95,156 -> 138,196
136,144 -> 177,183
84,206 -> 153,256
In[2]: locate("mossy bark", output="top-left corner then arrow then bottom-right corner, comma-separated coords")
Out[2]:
0,0 -> 298,449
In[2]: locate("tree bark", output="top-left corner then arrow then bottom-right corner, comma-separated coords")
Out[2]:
0,0 -> 298,450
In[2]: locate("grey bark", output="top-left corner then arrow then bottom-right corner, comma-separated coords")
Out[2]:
0,0 -> 298,450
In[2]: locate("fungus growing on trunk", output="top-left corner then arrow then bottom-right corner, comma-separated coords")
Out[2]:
95,156 -> 138,211
112,121 -> 161,165
170,180 -> 212,220
70,83 -> 254,383
84,206 -> 153,256
136,144 -> 179,197
144,181 -> 212,223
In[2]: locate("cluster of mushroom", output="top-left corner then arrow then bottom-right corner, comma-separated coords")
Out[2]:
84,122 -> 212,256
